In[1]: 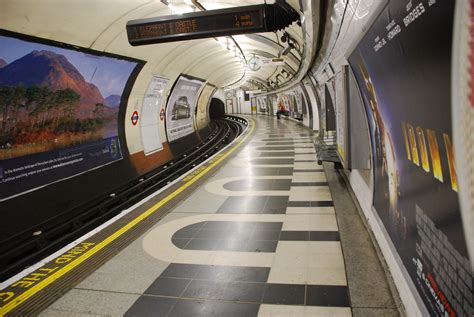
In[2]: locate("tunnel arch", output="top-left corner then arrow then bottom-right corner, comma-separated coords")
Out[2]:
209,98 -> 226,120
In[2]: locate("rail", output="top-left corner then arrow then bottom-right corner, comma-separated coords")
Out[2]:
0,117 -> 248,281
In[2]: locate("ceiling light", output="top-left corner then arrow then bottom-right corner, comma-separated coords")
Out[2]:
279,44 -> 293,57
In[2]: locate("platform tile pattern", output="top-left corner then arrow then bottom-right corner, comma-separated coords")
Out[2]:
40,117 -> 352,317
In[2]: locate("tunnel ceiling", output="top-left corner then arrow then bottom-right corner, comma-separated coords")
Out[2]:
1,0 -> 316,91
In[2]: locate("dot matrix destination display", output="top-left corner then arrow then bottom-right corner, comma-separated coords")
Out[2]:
127,1 -> 299,46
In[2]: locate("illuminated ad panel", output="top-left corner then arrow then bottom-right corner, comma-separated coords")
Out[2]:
335,68 -> 347,165
141,75 -> 169,155
257,96 -> 267,112
0,31 -> 142,201
166,75 -> 204,142
348,1 -> 472,315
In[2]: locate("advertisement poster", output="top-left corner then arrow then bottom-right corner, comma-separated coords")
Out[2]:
348,1 -> 472,316
335,68 -> 347,165
250,97 -> 257,112
0,32 -> 140,201
278,95 -> 291,112
257,96 -> 267,112
196,84 -> 215,130
166,75 -> 204,142
141,75 -> 168,155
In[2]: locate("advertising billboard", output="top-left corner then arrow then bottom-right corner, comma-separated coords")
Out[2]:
141,75 -> 168,155
256,96 -> 267,112
348,1 -> 472,316
0,31 -> 141,201
335,67 -> 348,165
166,75 -> 204,142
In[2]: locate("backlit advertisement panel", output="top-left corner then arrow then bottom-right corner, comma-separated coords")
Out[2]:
348,1 -> 472,315
0,31 -> 141,201
257,96 -> 267,112
335,68 -> 347,165
166,75 -> 204,142
141,75 -> 168,155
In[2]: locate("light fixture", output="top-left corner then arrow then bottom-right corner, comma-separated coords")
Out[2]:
279,44 -> 293,57
161,0 -> 194,15
278,31 -> 297,57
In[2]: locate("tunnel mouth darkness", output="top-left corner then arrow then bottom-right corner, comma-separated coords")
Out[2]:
209,98 -> 226,120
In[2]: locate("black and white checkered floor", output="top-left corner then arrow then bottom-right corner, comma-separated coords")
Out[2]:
39,116 -> 400,317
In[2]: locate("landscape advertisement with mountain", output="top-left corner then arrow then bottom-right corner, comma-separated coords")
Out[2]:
0,33 -> 141,201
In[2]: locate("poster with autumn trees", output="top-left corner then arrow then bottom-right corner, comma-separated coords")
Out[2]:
0,35 -> 137,160
0,33 -> 141,200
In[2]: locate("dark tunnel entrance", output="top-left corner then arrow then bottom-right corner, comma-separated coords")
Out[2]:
209,98 -> 225,120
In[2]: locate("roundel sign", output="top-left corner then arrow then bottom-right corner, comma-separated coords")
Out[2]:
160,108 -> 165,121
131,111 -> 139,125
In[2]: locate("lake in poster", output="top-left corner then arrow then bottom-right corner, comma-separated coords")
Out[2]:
349,1 -> 472,316
0,32 -> 140,201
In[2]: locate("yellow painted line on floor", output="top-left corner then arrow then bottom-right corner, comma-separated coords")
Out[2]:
0,118 -> 254,316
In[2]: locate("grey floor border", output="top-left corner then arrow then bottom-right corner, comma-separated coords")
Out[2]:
323,162 -> 406,317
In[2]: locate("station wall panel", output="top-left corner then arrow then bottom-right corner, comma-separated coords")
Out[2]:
348,1 -> 472,316
0,32 -> 215,250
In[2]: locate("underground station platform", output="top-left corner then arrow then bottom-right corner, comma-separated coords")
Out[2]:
0,116 -> 403,316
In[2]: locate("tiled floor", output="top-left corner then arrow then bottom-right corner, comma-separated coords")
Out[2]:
39,116 -> 400,317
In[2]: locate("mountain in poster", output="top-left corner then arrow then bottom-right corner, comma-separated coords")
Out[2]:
105,94 -> 121,108
0,50 -> 110,115
0,58 -> 7,68
0,50 -> 119,160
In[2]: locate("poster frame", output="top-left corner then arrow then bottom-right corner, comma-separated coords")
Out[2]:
164,73 -> 205,143
140,75 -> 169,156
346,1 -> 470,315
0,29 -> 146,201
335,66 -> 350,167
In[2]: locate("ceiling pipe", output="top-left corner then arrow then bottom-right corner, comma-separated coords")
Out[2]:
190,0 -> 206,11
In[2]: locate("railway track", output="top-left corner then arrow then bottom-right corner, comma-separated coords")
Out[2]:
0,116 -> 247,281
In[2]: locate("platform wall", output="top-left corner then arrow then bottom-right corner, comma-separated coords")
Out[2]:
300,0 -> 473,316
0,31 -> 216,247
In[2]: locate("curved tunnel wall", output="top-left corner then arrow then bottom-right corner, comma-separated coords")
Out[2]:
256,1 -> 473,315
1,0 -> 293,248
1,2 -> 472,316
0,30 -> 217,243
307,1 -> 473,316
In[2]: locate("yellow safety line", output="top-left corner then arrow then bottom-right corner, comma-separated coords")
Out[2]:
0,118 -> 255,315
